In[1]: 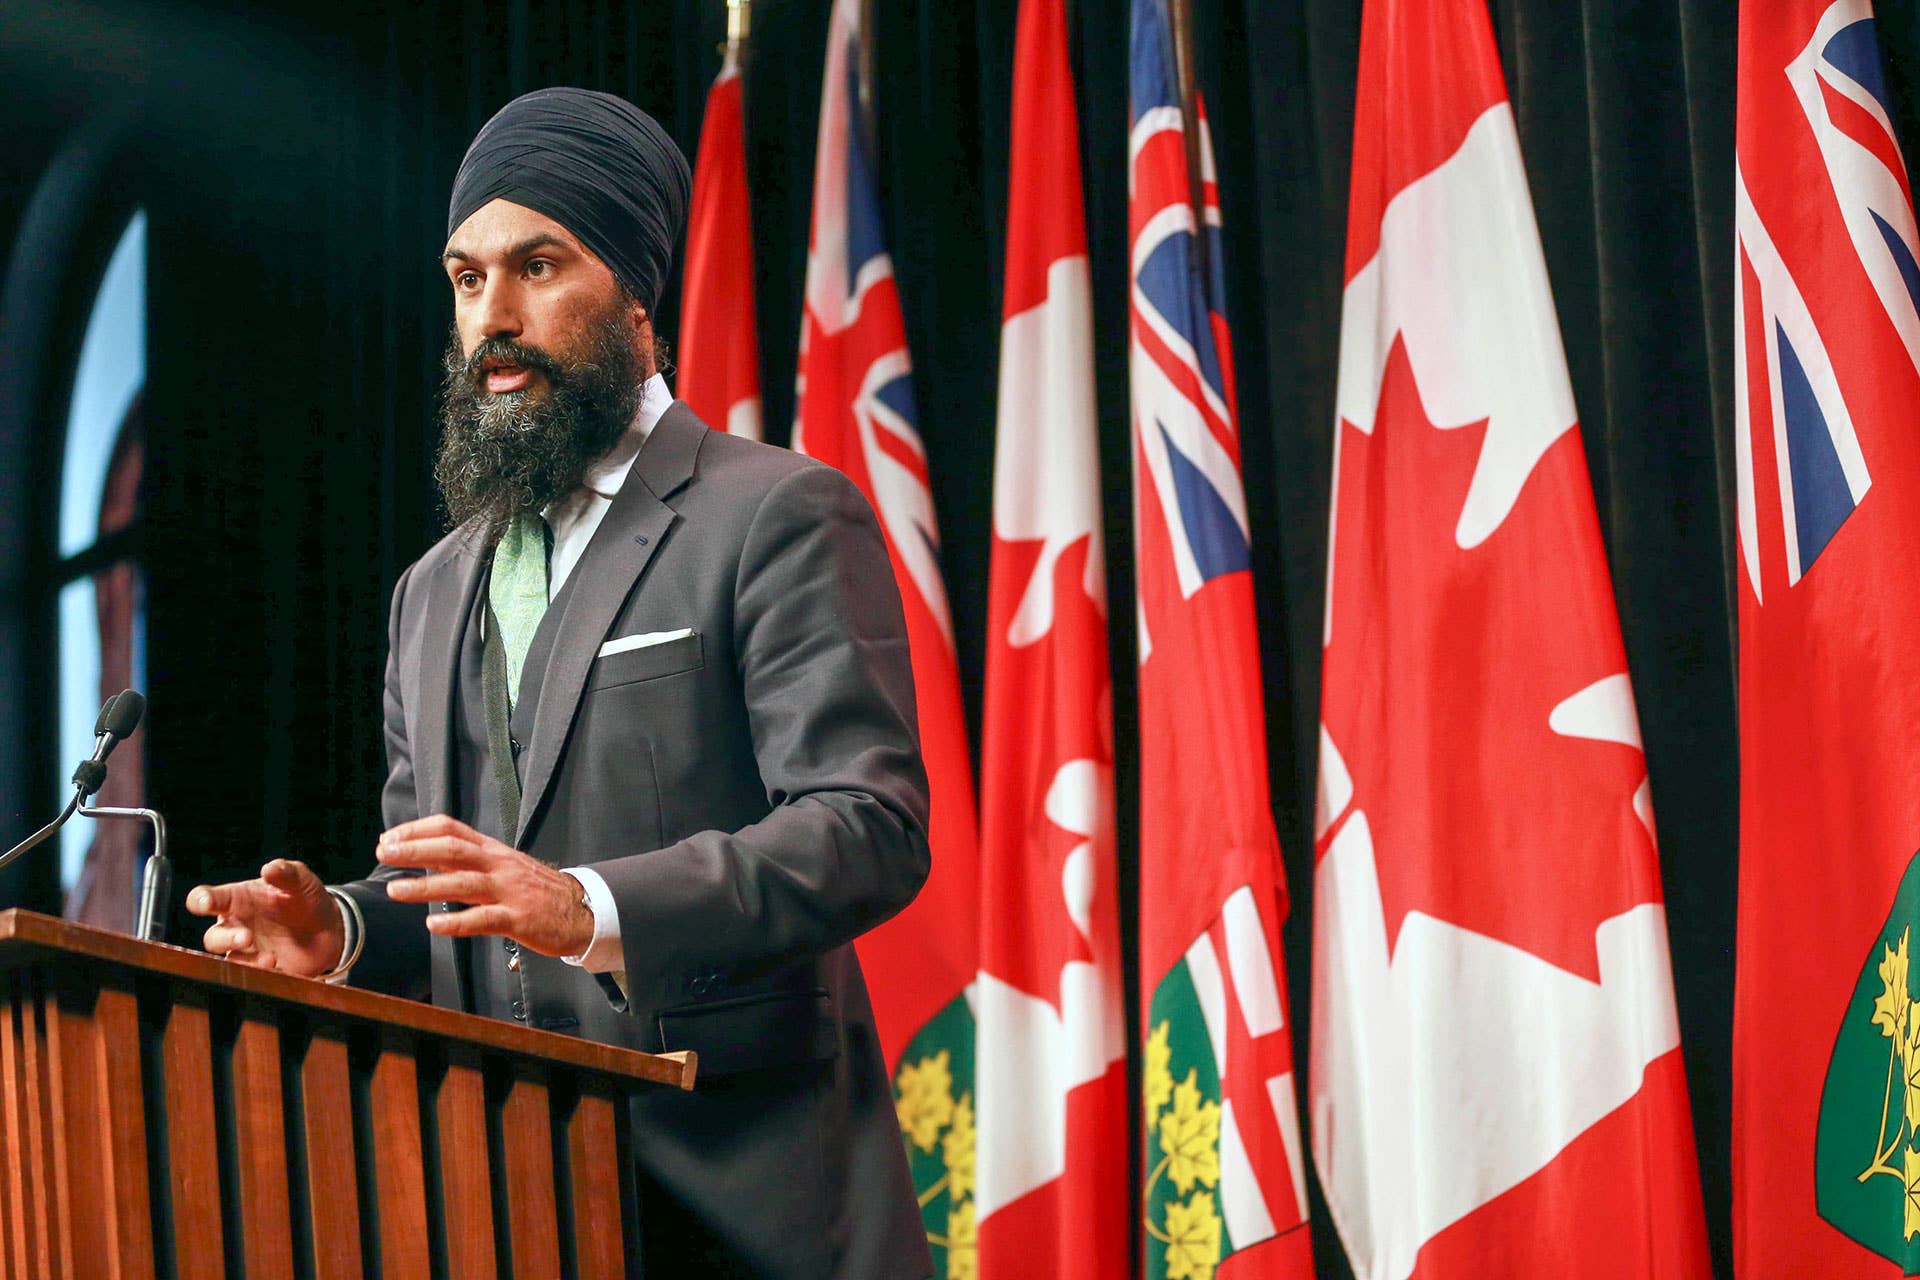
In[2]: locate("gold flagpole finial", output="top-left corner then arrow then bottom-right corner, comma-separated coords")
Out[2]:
727,0 -> 751,53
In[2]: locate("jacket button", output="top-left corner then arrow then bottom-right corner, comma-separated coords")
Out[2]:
509,737 -> 522,759
510,1000 -> 527,1021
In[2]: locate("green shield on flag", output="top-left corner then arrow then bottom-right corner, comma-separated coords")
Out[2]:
1146,959 -> 1231,1280
1816,849 -> 1920,1271
892,993 -> 977,1280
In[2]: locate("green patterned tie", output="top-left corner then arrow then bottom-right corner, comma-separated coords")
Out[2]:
489,510 -> 550,710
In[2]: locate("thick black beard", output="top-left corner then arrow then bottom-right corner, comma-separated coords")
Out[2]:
433,309 -> 645,542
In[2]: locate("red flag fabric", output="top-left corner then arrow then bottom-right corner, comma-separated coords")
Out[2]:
1731,2 -> 1920,1273
792,0 -> 981,1270
677,49 -> 762,439
1128,2 -> 1316,1277
1310,1 -> 1711,1277
973,1 -> 1126,1277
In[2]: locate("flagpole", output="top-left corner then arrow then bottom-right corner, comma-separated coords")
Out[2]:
857,0 -> 877,129
1166,0 -> 1211,282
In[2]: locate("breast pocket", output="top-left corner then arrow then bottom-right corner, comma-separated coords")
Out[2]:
588,631 -> 704,691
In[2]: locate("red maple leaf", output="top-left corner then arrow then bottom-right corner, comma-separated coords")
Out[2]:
1321,337 -> 1663,982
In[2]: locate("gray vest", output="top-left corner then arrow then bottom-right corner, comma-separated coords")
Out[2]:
451,563 -> 582,1029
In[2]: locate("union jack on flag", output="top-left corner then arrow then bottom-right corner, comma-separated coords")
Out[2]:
1130,1 -> 1314,1275
1735,0 -> 1919,598
1128,2 -> 1250,619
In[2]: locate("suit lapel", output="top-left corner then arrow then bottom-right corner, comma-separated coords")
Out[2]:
414,536 -> 487,819
514,403 -> 707,846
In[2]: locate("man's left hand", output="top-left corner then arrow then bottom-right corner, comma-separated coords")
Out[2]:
377,815 -> 595,958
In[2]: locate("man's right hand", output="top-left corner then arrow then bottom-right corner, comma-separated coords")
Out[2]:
186,858 -> 346,978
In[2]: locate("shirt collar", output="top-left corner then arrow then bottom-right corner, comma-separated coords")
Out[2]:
580,372 -> 674,499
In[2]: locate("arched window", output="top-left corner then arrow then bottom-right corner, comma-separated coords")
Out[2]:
55,210 -> 146,926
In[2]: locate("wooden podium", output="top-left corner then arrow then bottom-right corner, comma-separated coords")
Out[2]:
0,909 -> 696,1280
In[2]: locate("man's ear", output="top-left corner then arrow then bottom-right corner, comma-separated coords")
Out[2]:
632,304 -> 657,375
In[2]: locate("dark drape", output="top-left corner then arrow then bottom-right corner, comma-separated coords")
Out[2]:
12,1 -> 1920,1275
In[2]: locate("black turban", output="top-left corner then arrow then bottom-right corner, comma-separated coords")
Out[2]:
448,87 -> 692,315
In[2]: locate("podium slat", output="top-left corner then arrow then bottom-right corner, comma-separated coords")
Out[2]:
92,987 -> 154,1279
566,1091 -> 625,1280
367,1049 -> 431,1275
37,990 -> 81,1274
0,983 -> 33,1280
499,1075 -> 561,1278
435,1059 -> 497,1279
160,1001 -> 224,1280
230,1019 -> 293,1280
48,986 -> 115,1279
299,1034 -> 362,1280
23,987 -> 57,1280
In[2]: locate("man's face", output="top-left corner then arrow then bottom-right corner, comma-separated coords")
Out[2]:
441,198 -> 641,394
433,199 -> 650,536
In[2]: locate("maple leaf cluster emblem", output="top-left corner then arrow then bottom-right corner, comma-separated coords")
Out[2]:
889,995 -> 978,1280
1144,1018 -> 1226,1280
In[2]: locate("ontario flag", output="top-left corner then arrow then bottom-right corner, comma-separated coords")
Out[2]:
974,1 -> 1127,1278
1310,1 -> 1712,1276
1129,3 -> 1315,1277
793,2 -> 981,1269
678,41 -> 761,439
1731,2 -> 1920,1274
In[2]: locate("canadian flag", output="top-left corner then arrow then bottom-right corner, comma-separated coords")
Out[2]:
1310,1 -> 1712,1278
678,43 -> 762,439
973,3 -> 1127,1279
793,6 -> 982,1272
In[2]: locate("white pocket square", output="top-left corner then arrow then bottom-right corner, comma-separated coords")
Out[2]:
598,628 -> 694,658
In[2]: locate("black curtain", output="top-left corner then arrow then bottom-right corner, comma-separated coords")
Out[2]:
12,1 -> 1920,1274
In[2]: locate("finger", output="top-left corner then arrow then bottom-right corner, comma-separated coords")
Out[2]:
384,871 -> 496,904
376,835 -> 491,872
186,882 -> 253,918
202,922 -> 254,954
379,814 -> 478,848
425,904 -> 515,938
223,949 -> 278,971
259,859 -> 318,894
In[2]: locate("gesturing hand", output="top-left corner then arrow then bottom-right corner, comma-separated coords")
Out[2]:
376,814 -> 595,958
186,858 -> 346,977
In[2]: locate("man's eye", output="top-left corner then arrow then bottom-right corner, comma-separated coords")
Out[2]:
526,259 -> 551,278
456,271 -> 481,290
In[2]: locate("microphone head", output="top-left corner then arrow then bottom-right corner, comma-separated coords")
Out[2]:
102,690 -> 146,739
92,692 -> 121,736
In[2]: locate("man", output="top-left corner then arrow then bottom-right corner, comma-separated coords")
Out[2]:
185,87 -> 934,1279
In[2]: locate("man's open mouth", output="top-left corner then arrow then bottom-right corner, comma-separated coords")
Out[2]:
481,361 -> 534,394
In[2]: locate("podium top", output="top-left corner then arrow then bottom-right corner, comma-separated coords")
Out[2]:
0,909 -> 695,1090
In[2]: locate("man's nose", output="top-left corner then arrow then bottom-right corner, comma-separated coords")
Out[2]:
471,277 -> 523,343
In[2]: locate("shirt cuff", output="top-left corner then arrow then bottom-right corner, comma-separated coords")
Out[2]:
321,886 -> 364,985
560,867 -> 625,973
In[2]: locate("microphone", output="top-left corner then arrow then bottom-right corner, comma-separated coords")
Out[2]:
0,690 -> 171,943
72,690 -> 146,797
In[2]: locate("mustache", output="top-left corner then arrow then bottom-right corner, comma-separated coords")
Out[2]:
462,336 -> 564,387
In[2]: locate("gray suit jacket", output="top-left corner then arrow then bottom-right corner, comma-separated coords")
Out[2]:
340,404 -> 934,1279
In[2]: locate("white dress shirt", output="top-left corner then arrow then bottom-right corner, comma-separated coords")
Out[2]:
328,373 -> 671,983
